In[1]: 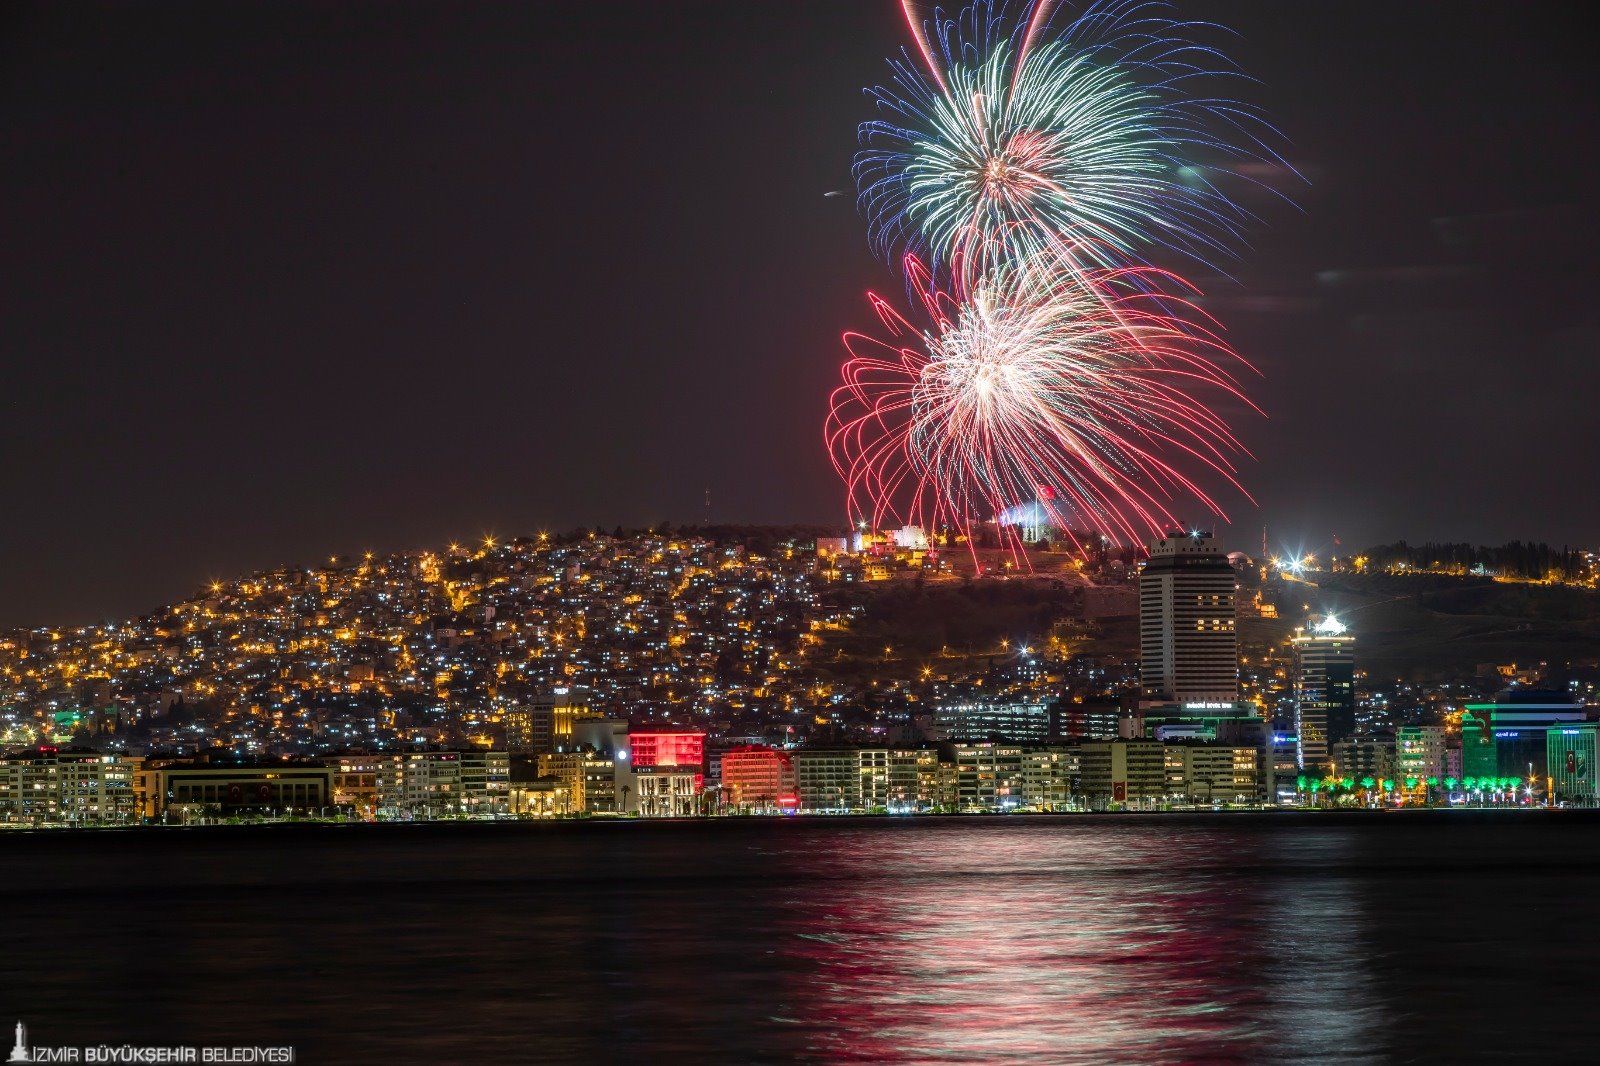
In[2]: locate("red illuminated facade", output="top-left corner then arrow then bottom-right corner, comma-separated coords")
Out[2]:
629,732 -> 706,771
628,732 -> 707,817
720,746 -> 798,811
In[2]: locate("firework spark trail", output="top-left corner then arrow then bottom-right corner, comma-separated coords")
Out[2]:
831,2 -> 1286,551
826,250 -> 1259,547
863,0 -> 1290,287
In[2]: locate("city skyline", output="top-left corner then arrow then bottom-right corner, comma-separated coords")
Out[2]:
5,520 -> 1594,822
4,2 -> 1595,622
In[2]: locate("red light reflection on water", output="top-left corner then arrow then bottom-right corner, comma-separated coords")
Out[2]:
771,822 -> 1364,1063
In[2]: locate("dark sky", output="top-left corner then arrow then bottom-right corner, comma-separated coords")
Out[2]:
2,1 -> 1596,627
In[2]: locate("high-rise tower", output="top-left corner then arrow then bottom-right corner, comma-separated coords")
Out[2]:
505,687 -> 591,754
1139,532 -> 1239,704
1291,617 -> 1356,770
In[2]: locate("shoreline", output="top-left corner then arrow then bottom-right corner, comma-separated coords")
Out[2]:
7,804 -> 1600,838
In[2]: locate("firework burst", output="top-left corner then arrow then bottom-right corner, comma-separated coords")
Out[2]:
857,0 -> 1285,285
826,251 -> 1259,549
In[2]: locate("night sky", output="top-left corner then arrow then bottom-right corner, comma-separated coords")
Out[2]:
2,1 -> 1595,627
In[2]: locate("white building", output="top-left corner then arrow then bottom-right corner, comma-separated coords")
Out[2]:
857,749 -> 941,811
634,767 -> 700,818
1022,748 -> 1078,809
0,751 -> 140,825
953,743 -> 1027,811
1394,725 -> 1445,782
793,749 -> 861,811
893,526 -> 929,550
1139,533 -> 1238,704
371,751 -> 510,818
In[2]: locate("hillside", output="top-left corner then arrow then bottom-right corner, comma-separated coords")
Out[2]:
1295,573 -> 1600,678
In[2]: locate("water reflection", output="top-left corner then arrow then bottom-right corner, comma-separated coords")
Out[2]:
773,821 -> 1386,1063
1257,831 -> 1387,1063
6,818 -> 1598,1063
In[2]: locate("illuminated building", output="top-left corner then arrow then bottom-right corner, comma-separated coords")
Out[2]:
509,777 -> 571,817
506,687 -> 591,754
1075,739 -> 1166,810
1394,725 -> 1445,782
1461,712 -> 1492,779
1271,733 -> 1300,779
1021,747 -> 1077,809
1057,702 -> 1123,742
1142,701 -> 1265,744
996,499 -> 1054,544
377,753 -> 451,817
460,751 -> 510,815
720,746 -> 797,811
141,763 -> 333,821
568,719 -> 630,813
504,705 -> 536,753
1291,617 -> 1357,770
793,749 -> 861,811
572,718 -> 627,754
1164,743 -> 1260,805
629,731 -> 705,818
327,753 -> 382,816
933,700 -> 1051,742
815,536 -> 850,558
952,743 -> 1026,810
1329,738 -> 1393,784
858,748 -> 942,811
1547,724 -> 1599,806
633,767 -> 701,818
0,751 -> 140,826
336,751 -> 512,819
1462,690 -> 1585,784
787,749 -> 950,812
629,731 -> 705,771
578,751 -> 623,813
536,752 -> 588,814
891,525 -> 929,550
1139,533 -> 1238,704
